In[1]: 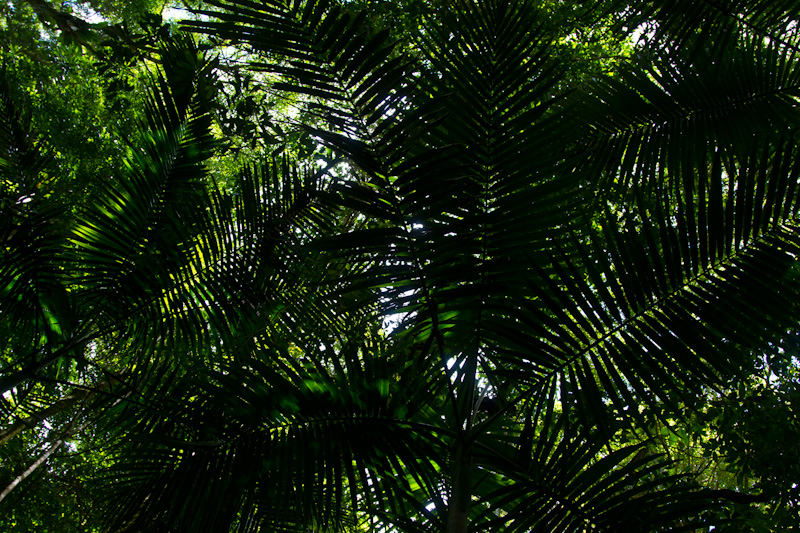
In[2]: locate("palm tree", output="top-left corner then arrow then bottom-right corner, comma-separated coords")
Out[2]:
3,0 -> 800,530
0,32 -> 329,518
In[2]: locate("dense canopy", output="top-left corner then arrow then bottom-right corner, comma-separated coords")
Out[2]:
1,0 -> 800,531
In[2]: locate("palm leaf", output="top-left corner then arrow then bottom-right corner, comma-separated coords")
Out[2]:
70,37 -> 218,357
101,330 -> 449,532
0,66 -> 78,393
94,0 -> 800,530
501,26 -> 800,430
616,0 -> 800,54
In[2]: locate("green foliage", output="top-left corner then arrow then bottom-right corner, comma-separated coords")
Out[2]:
0,422 -> 107,532
2,0 -> 800,531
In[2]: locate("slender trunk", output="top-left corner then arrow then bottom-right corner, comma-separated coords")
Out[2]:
446,441 -> 472,533
0,390 -> 91,446
0,376 -> 119,446
0,418 -> 91,503
0,439 -> 63,503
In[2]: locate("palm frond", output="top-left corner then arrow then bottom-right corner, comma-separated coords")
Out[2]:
70,38 -> 221,360
0,66 -> 77,391
85,0 -> 800,530
185,0 -> 422,167
614,0 -> 800,54
101,333 -> 449,532
489,27 -> 800,431
475,441 -> 719,532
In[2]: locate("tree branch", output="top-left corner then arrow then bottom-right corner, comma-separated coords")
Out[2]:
23,0 -> 98,54
0,389 -> 90,446
1,374 -> 121,446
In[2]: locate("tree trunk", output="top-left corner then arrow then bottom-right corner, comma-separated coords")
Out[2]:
0,438 -> 64,503
1,376 -> 118,446
0,418 -> 91,503
446,441 -> 471,533
0,390 -> 91,446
